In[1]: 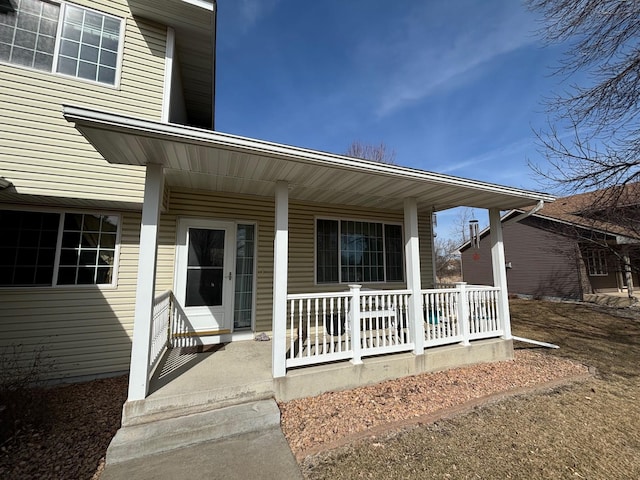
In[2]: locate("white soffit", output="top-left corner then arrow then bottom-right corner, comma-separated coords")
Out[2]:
63,106 -> 555,212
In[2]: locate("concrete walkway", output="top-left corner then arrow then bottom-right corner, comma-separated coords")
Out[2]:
101,426 -> 303,480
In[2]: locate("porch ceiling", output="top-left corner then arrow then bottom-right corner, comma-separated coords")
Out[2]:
63,106 -> 555,212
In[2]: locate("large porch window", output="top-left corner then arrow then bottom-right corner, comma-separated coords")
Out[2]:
316,218 -> 403,284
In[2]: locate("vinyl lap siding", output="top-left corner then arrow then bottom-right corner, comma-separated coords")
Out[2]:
0,0 -> 166,204
0,212 -> 141,380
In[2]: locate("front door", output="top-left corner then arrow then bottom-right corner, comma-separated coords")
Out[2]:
175,219 -> 235,337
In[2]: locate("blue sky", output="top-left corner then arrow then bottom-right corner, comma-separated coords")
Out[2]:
214,0 -> 568,239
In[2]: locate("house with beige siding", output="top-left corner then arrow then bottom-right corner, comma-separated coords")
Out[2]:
1,0 -> 555,423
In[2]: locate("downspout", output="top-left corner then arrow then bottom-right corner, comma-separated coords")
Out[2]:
502,200 -> 545,226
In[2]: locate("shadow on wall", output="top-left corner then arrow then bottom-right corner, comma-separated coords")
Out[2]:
533,269 -> 582,300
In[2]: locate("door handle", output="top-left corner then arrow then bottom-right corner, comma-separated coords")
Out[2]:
228,272 -> 232,280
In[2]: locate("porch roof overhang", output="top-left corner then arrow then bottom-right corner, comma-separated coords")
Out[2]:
63,106 -> 555,212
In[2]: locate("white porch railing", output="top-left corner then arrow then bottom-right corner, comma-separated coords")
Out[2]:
286,288 -> 413,369
149,290 -> 172,376
285,282 -> 505,371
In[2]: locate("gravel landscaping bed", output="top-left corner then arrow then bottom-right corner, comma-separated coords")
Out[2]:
280,349 -> 590,460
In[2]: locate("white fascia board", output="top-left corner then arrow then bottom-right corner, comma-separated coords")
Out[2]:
182,0 -> 215,10
62,105 -> 556,204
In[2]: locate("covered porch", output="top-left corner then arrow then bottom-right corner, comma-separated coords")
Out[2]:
63,106 -> 554,404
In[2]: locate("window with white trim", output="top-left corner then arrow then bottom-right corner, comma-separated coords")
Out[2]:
0,209 -> 119,287
0,0 -> 123,86
585,248 -> 608,276
316,219 -> 404,284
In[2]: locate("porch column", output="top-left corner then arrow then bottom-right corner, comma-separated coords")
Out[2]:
128,163 -> 164,401
272,181 -> 289,378
489,208 -> 511,339
404,198 -> 425,354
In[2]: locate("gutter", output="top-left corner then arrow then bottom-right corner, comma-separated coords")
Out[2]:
503,200 -> 545,226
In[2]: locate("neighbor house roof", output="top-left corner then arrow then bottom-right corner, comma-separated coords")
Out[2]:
63,106 -> 555,213
459,183 -> 640,251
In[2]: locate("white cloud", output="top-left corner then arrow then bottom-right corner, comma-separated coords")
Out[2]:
369,3 -> 538,116
237,0 -> 281,31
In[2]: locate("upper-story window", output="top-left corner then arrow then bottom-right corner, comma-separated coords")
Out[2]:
0,0 -> 123,86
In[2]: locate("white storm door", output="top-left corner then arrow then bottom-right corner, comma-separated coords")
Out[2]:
175,219 -> 235,334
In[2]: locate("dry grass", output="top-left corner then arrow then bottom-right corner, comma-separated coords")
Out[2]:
301,299 -> 640,479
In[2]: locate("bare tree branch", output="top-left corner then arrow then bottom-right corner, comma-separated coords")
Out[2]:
345,141 -> 397,164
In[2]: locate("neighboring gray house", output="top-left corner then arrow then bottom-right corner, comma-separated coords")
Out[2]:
460,186 -> 640,300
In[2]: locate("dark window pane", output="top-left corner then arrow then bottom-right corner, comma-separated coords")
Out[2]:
61,231 -> 81,248
59,249 -> 78,265
185,269 -> 223,307
316,219 -> 338,283
57,266 -> 76,284
59,39 -> 79,58
56,55 -> 76,75
82,214 -> 101,232
101,216 -> 118,232
97,65 -> 115,85
76,267 -> 94,284
13,267 -> 36,285
80,231 -> 100,248
61,22 -> 81,42
77,59 -> 96,80
35,266 -> 54,285
79,249 -> 97,266
14,27 -> 36,49
187,229 -> 225,267
96,267 -> 112,284
34,51 -> 53,70
0,267 -> 13,285
99,233 -> 116,249
16,247 -> 38,265
38,248 -> 56,265
98,249 -> 114,265
0,210 -> 59,286
79,43 -> 98,62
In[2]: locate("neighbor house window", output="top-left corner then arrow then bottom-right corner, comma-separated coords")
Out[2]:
316,219 -> 404,284
0,209 -> 119,287
0,0 -> 123,86
585,248 -> 608,276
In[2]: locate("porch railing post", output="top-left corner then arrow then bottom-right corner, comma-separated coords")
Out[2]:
349,284 -> 363,365
456,282 -> 470,346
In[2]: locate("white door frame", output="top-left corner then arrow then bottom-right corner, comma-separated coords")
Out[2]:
174,218 -> 236,339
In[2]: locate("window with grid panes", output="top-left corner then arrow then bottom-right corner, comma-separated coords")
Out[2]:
0,0 -> 122,85
316,219 -> 404,284
0,209 -> 119,287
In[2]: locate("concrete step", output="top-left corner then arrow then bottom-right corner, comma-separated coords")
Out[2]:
122,377 -> 275,426
106,399 -> 281,465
